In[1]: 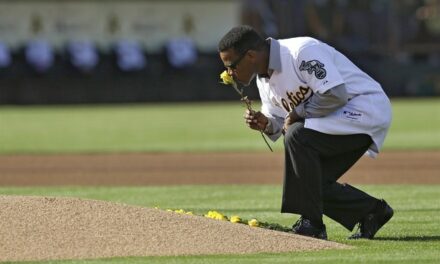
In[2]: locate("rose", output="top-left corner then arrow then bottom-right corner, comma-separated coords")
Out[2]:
230,215 -> 242,223
248,219 -> 259,227
204,210 -> 228,221
220,70 -> 235,86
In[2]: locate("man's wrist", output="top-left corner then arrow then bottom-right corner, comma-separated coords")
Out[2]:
289,110 -> 301,122
263,118 -> 273,134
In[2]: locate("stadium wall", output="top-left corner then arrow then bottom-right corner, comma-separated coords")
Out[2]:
0,0 -> 438,104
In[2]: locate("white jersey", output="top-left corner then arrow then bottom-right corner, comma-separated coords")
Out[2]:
257,37 -> 392,157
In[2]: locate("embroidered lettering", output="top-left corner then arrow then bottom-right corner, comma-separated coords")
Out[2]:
280,86 -> 312,112
281,98 -> 291,112
299,86 -> 309,94
342,110 -> 363,122
295,90 -> 305,101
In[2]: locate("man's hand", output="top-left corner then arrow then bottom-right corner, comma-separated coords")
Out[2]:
244,109 -> 268,131
282,111 -> 301,134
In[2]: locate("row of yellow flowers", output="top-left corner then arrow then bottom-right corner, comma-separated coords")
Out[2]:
204,210 -> 260,227
157,207 -> 291,232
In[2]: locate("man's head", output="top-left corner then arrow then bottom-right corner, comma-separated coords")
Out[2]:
218,26 -> 269,86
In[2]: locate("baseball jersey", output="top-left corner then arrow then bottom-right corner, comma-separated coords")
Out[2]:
257,37 -> 392,157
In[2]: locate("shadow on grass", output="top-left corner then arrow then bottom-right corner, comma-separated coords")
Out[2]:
375,235 -> 440,242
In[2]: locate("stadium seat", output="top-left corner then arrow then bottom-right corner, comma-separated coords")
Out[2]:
0,41 -> 12,69
165,36 -> 197,69
114,39 -> 146,72
67,40 -> 99,73
25,39 -> 54,73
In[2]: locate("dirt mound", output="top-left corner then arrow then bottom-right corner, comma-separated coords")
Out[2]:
0,196 -> 349,262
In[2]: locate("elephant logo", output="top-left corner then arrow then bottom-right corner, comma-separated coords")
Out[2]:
299,60 -> 327,79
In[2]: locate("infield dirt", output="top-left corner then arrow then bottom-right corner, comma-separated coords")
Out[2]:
0,150 -> 438,186
0,196 -> 349,262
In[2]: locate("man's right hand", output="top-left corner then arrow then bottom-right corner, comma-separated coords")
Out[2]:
282,110 -> 301,134
244,109 -> 268,131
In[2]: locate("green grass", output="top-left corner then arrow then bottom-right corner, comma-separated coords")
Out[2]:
0,98 -> 439,154
386,98 -> 440,150
1,99 -> 438,262
0,102 -> 279,153
1,184 -> 439,264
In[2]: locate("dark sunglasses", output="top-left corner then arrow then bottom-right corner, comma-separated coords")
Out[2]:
225,50 -> 249,70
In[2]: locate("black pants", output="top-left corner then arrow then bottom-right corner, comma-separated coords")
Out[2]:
281,121 -> 379,231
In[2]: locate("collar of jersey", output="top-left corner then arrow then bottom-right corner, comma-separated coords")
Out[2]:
267,38 -> 282,73
258,38 -> 282,79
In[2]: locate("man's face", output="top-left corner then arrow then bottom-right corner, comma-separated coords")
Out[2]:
219,48 -> 256,86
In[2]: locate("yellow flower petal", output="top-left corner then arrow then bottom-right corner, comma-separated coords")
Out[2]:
217,215 -> 228,221
205,210 -> 228,220
205,211 -> 215,218
248,219 -> 259,227
230,215 -> 242,223
220,70 -> 235,85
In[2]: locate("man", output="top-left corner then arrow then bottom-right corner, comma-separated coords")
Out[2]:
218,25 -> 393,240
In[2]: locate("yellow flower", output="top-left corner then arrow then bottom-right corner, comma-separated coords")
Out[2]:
185,211 -> 194,215
230,215 -> 242,223
204,210 -> 228,221
174,209 -> 185,214
248,219 -> 259,227
220,70 -> 235,86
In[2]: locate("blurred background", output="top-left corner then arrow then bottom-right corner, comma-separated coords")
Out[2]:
0,0 -> 439,105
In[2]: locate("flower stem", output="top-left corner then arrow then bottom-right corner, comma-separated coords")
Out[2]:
234,86 -> 273,152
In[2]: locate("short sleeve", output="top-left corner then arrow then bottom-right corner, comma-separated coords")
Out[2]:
296,44 -> 344,94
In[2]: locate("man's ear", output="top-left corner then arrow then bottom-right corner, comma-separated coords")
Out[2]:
247,50 -> 258,61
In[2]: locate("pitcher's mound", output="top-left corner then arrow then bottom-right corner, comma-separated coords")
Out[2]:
0,196 -> 350,262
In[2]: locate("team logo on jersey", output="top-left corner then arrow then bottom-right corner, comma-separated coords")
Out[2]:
281,86 -> 312,112
299,60 -> 326,79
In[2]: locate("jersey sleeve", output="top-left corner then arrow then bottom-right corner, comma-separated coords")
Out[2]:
296,44 -> 344,94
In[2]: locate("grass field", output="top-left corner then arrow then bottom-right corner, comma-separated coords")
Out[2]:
0,185 -> 439,264
0,98 -> 439,153
0,98 -> 439,263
